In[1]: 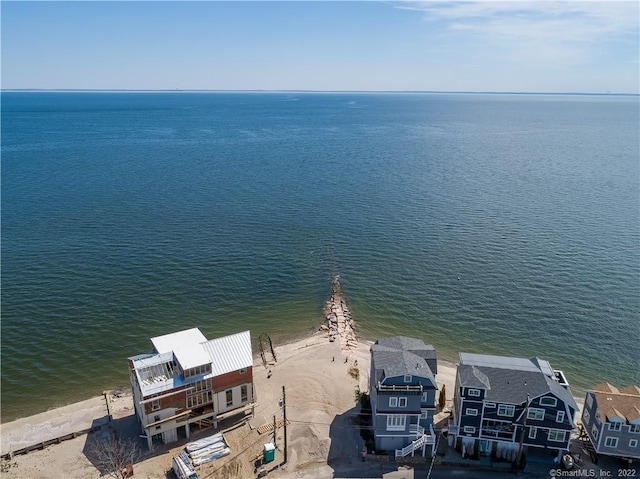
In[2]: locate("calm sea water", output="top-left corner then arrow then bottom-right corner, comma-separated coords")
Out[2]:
2,92 -> 638,422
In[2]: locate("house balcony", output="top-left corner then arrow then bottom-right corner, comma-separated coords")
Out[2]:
480,421 -> 516,441
378,383 -> 424,393
409,424 -> 425,438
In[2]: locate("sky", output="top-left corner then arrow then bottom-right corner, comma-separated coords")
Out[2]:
1,1 -> 638,93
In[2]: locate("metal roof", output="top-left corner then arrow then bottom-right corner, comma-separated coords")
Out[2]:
151,328 -> 207,354
130,329 -> 253,398
201,330 -> 253,376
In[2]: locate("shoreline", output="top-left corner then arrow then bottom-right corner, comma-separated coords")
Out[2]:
0,330 -> 586,478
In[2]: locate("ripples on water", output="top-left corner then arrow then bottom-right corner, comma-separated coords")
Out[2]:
1,92 -> 638,421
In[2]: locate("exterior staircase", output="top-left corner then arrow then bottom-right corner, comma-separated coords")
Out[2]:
395,425 -> 436,457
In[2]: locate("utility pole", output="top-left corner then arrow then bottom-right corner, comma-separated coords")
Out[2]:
517,393 -> 530,468
282,385 -> 288,464
273,415 -> 277,448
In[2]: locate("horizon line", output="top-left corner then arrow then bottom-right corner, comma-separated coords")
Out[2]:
2,88 -> 639,97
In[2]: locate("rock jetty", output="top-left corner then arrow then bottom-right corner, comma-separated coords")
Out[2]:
320,275 -> 358,352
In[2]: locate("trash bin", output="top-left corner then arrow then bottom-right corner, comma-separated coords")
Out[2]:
263,443 -> 275,463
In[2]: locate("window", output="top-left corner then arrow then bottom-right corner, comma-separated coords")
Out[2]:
241,385 -> 248,402
608,422 -> 622,432
463,426 -> 476,434
154,415 -> 160,422
387,414 -> 406,431
151,399 -> 160,411
592,425 -> 599,440
631,425 -> 640,434
466,408 -> 478,416
539,397 -> 557,407
187,391 -> 213,408
404,375 -> 412,383
556,411 -> 565,423
398,397 -> 407,408
527,408 -> 545,421
155,425 -> 161,430
583,411 -> 590,424
389,397 -> 398,407
529,427 -> 537,439
239,368 -> 247,374
193,378 -> 212,393
184,364 -> 211,378
548,429 -> 566,442
604,437 -> 618,448
468,389 -> 480,397
421,410 -> 428,419
226,389 -> 233,407
485,403 -> 496,408
586,394 -> 593,408
629,439 -> 638,448
422,392 -> 428,402
498,405 -> 515,417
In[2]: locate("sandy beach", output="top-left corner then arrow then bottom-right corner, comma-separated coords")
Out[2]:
0,330 -> 459,479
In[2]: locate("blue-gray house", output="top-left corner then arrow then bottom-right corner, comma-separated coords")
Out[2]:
581,383 -> 640,461
451,353 -> 577,462
369,336 -> 438,457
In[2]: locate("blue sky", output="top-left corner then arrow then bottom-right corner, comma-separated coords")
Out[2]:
1,1 -> 638,93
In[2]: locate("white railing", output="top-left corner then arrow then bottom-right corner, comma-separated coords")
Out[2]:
395,433 -> 435,457
409,424 -> 425,437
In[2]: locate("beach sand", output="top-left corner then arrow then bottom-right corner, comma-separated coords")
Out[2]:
0,332 -> 459,479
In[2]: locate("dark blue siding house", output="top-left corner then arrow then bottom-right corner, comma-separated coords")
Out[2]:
451,353 -> 577,463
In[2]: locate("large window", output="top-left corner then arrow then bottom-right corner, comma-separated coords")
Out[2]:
631,425 -> 640,434
539,397 -> 557,407
398,397 -> 407,408
241,385 -> 248,402
184,364 -> 211,378
604,437 -> 618,448
527,408 -> 545,421
187,391 -> 213,408
387,415 -> 406,431
468,389 -> 480,397
193,378 -> 212,393
498,405 -> 515,417
548,429 -> 566,442
226,389 -> 233,407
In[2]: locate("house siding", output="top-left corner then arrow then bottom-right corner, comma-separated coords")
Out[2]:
581,391 -> 640,459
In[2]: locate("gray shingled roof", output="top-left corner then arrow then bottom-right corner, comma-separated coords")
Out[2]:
458,364 -> 491,390
375,335 -> 438,374
458,353 -> 577,409
371,336 -> 437,384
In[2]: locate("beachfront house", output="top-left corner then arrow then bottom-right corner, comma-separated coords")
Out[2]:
128,328 -> 254,450
580,383 -> 640,461
450,353 -> 577,463
369,336 -> 438,457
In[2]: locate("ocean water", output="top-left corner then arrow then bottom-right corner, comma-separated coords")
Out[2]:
1,92 -> 638,422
